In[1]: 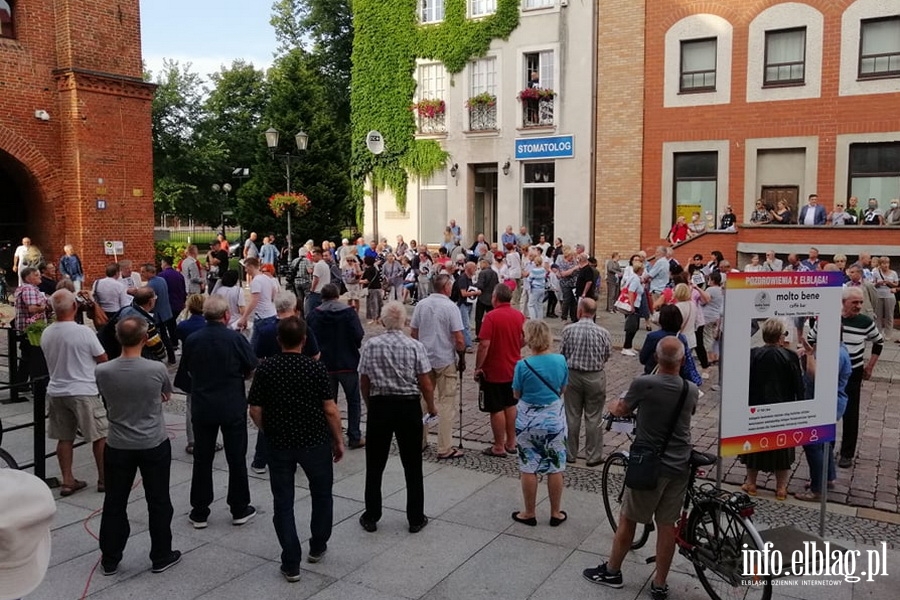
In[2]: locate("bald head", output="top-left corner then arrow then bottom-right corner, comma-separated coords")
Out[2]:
656,336 -> 685,373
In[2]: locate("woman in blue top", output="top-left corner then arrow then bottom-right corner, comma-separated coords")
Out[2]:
511,320 -> 569,527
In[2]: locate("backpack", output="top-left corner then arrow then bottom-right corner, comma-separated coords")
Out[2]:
96,312 -> 122,359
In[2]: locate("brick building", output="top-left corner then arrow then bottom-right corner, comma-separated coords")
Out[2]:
595,0 -> 900,265
0,0 -> 154,278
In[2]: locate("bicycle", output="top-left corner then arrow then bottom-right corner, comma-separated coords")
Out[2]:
601,414 -> 772,600
0,411 -> 20,469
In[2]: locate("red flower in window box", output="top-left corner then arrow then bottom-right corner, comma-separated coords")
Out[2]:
517,87 -> 556,101
465,92 -> 497,111
412,99 -> 446,118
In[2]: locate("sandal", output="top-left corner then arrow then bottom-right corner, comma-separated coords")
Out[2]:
436,448 -> 464,460
482,447 -> 507,458
97,481 -> 105,493
505,446 -> 517,455
794,490 -> 820,501
741,483 -> 757,496
60,480 -> 87,497
185,443 -> 194,454
775,488 -> 788,501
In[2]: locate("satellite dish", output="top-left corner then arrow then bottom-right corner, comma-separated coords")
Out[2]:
366,130 -> 385,155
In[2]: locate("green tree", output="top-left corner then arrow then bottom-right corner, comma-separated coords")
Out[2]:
236,49 -> 352,246
151,60 -> 227,224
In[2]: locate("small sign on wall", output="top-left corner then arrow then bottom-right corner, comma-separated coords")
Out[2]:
96,199 -> 107,210
104,241 -> 124,256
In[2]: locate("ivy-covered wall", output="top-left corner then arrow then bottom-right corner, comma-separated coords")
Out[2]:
350,0 -> 520,216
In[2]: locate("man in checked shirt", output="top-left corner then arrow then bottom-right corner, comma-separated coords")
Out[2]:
560,298 -> 611,467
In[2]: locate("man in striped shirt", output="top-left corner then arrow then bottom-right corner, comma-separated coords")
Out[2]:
808,287 -> 883,468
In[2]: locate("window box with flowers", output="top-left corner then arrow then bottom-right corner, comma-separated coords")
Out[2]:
413,98 -> 446,134
466,92 -> 497,131
518,87 -> 555,127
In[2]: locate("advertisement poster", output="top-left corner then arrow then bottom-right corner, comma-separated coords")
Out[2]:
719,271 -> 843,456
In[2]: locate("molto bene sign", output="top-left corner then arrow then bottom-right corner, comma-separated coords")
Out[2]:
515,135 -> 574,160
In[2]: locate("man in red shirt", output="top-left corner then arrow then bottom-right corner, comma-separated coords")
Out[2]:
474,284 -> 525,457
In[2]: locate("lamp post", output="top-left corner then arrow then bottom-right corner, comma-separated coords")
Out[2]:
212,183 -> 233,235
265,127 -> 308,261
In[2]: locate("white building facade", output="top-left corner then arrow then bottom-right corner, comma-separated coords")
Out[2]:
363,0 -> 595,249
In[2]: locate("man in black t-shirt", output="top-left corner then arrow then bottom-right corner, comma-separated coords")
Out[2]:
248,317 -> 344,581
453,261 -> 478,351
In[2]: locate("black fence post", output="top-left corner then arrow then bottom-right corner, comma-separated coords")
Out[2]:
33,385 -> 46,481
7,327 -> 18,402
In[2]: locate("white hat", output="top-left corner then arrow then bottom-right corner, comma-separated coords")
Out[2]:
0,470 -> 56,600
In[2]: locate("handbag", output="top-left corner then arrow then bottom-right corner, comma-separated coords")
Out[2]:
523,360 -> 562,397
624,379 -> 688,491
614,287 -> 633,314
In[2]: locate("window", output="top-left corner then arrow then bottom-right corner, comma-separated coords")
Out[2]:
680,38 -> 717,92
421,0 -> 444,24
674,152 -> 718,224
419,171 -> 448,244
416,63 -> 446,133
0,1 -> 13,39
522,51 -> 555,127
764,28 -> 806,85
848,142 -> 900,202
523,0 -> 554,9
470,0 -> 496,17
468,58 -> 497,130
522,163 -> 555,240
859,17 -> 900,78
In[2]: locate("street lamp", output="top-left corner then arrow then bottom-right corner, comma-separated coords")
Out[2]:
212,183 -> 233,235
265,127 -> 308,260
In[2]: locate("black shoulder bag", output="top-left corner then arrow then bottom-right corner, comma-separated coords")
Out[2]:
524,359 -> 561,397
624,379 -> 689,491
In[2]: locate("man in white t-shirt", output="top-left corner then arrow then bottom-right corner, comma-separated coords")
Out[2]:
12,236 -> 34,285
41,289 -> 109,496
306,247 -> 331,314
237,257 -> 277,347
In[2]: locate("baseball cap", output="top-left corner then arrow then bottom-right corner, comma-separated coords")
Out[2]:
0,470 -> 56,600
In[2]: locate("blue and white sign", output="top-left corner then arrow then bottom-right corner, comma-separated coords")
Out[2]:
515,135 -> 574,160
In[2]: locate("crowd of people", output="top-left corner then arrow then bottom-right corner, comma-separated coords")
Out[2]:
4,224 -> 896,598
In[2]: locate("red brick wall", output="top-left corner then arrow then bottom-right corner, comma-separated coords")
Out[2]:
642,0 -> 900,256
0,0 -> 154,281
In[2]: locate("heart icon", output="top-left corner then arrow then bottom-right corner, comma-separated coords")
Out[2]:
750,408 -> 756,414
792,431 -> 804,444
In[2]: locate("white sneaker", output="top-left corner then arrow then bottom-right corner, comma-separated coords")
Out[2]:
701,371 -> 710,379
620,349 -> 637,357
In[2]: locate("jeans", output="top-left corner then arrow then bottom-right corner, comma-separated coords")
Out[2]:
458,303 -> 473,348
268,442 -> 333,571
305,292 -> 323,315
694,324 -> 709,369
527,290 -> 545,320
803,442 -> 836,493
560,283 -> 576,321
249,315 -> 277,352
840,367 -> 863,460
190,416 -> 251,520
330,371 -> 362,443
363,396 -> 425,525
546,291 -> 558,317
100,440 -> 174,565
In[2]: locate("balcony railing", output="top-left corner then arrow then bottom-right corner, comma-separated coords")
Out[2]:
417,112 -> 446,134
468,103 -> 498,131
522,97 -> 554,127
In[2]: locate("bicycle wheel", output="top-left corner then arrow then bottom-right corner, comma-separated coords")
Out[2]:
601,452 -> 652,550
685,500 -> 772,600
0,448 -> 18,469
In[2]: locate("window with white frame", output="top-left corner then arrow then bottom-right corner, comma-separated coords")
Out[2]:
859,17 -> 900,78
470,58 -> 497,97
522,163 -> 555,240
417,63 -> 446,100
470,0 -> 496,17
421,0 -> 444,24
468,58 -> 497,130
523,0 -> 554,9
680,38 -> 717,92
523,51 -> 554,90
419,171 -> 448,244
765,28 -> 806,85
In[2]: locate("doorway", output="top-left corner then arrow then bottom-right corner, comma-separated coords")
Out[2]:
472,165 -> 498,243
760,186 -> 799,223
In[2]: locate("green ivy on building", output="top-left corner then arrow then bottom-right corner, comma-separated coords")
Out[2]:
350,0 -> 520,217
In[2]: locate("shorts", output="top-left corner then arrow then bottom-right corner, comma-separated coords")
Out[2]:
344,283 -> 362,300
622,473 -> 689,525
479,380 -> 515,413
48,395 -> 109,442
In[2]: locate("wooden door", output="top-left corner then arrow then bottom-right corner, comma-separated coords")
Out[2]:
760,186 -> 799,223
